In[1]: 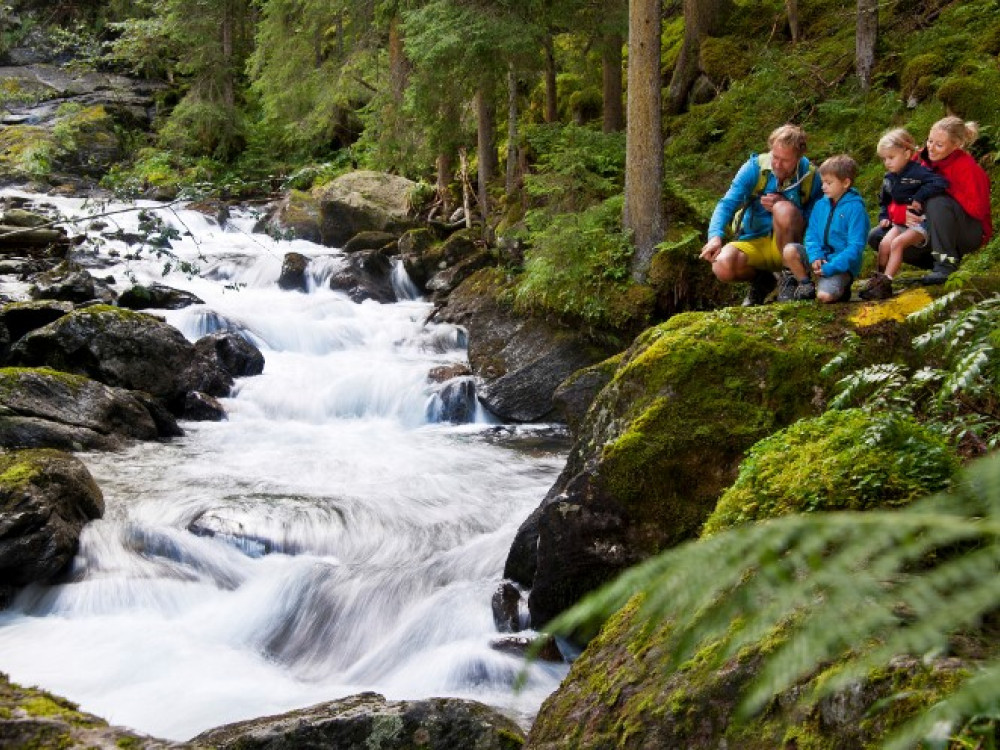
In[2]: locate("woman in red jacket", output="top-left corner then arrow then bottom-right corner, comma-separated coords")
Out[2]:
866,116 -> 992,285
917,117 -> 993,283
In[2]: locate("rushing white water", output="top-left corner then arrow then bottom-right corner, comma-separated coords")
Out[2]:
0,190 -> 568,740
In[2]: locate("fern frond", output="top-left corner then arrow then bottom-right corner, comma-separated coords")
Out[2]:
940,344 -> 991,399
907,290 -> 963,326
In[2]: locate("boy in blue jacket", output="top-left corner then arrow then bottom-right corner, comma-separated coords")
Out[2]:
778,154 -> 870,303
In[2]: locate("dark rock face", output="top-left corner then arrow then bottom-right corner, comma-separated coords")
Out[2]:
117,283 -> 205,311
0,448 -> 103,590
343,230 -> 398,254
437,269 -> 617,423
0,300 -> 73,362
193,692 -> 525,750
430,376 -> 477,423
329,248 -> 397,304
193,332 -> 265,379
403,230 -> 479,291
7,305 -> 232,413
28,263 -> 117,305
277,252 -> 309,291
183,391 -> 226,421
0,366 -> 171,449
426,251 -> 494,302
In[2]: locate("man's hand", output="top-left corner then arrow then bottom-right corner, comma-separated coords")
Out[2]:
759,192 -> 784,213
700,236 -> 724,263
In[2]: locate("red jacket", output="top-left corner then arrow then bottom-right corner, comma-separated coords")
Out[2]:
921,148 -> 993,245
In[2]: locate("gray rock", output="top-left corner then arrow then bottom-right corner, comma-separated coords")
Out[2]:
183,391 -> 226,421
0,449 -> 103,589
118,283 -> 204,311
342,230 -> 398,254
329,247 -> 397,304
194,692 -> 525,750
314,171 -> 418,248
194,332 -> 265,379
29,262 -> 117,304
277,252 -> 309,291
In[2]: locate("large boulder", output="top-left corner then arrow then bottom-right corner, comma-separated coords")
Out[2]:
525,597 -> 970,749
7,304 -> 232,413
193,332 -> 265,379
264,172 -> 418,248
117,282 -> 204,311
505,300 -> 923,628
28,262 -> 117,305
0,672 -> 173,750
0,300 -> 73,363
329,247 -> 398,304
436,268 -> 618,423
194,692 -> 525,750
0,448 -> 103,593
0,366 -> 174,449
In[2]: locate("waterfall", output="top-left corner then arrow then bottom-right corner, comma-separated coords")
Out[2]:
0,191 -> 567,740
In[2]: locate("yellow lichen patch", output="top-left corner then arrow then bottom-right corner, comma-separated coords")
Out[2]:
850,288 -> 934,327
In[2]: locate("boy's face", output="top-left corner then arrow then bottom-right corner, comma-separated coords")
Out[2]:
820,173 -> 851,202
880,146 -> 911,174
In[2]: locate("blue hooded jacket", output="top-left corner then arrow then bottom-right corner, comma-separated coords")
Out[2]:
708,153 -> 822,241
805,187 -> 870,277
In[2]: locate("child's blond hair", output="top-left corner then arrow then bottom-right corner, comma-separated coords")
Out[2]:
876,128 -> 917,156
818,154 -> 858,182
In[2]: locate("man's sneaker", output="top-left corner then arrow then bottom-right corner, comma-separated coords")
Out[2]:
859,272 -> 893,300
776,270 -> 799,302
922,260 -> 957,285
742,270 -> 777,307
793,279 -> 816,300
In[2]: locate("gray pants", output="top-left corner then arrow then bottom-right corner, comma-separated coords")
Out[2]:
790,243 -> 852,301
867,195 -> 982,270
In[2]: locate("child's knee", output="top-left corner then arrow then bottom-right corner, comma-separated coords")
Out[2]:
817,291 -> 837,304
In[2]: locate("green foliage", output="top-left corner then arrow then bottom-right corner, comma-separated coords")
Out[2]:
703,409 -> 959,535
544,450 -> 1000,750
512,195 -> 650,330
829,291 -> 1000,453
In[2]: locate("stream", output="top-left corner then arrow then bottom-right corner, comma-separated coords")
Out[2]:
0,190 -> 568,740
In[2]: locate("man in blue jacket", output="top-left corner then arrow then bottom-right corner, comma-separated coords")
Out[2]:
700,124 -> 823,306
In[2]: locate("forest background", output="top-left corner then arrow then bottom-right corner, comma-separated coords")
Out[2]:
3,0 -> 999,342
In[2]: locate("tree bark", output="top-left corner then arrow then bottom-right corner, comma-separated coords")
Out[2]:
856,0 -> 878,90
601,33 -> 624,132
624,0 -> 664,282
475,87 -> 498,228
388,14 -> 409,103
543,34 -> 558,123
785,0 -> 801,42
436,152 -> 453,215
506,64 -> 520,198
666,0 -> 730,115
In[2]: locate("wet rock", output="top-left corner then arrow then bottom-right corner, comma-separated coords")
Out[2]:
329,247 -> 396,304
491,581 -> 523,633
0,449 -> 103,591
431,376 -> 477,423
194,692 -> 525,750
0,300 -> 73,361
7,305 -> 232,414
183,391 -> 226,421
343,230 -> 398,254
428,363 -> 472,383
426,251 -> 494,302
194,332 -> 265,379
28,262 -> 116,304
0,208 -> 48,228
118,283 -> 204,311
489,635 -> 563,663
0,366 -> 167,449
277,251 -> 309,291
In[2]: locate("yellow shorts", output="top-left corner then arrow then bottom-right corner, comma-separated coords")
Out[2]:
729,236 -> 782,272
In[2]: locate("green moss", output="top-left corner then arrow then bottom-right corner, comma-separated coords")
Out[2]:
936,68 -> 1000,123
702,409 -> 959,535
900,52 -> 947,102
0,367 -> 92,401
699,36 -> 751,86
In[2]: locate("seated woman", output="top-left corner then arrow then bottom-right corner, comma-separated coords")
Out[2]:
867,116 -> 992,284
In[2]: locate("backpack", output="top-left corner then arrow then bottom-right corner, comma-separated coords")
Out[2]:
729,152 -> 817,238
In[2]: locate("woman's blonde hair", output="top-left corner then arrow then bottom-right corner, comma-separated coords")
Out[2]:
931,116 -> 980,148
876,128 -> 917,156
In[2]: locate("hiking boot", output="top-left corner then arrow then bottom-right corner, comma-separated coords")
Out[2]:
793,279 -> 816,301
922,260 -> 957,285
742,270 -> 777,307
776,270 -> 799,302
859,272 -> 893,301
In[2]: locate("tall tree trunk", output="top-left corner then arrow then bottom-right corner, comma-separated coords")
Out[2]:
856,0 -> 878,90
475,87 -> 497,230
624,0 -> 664,282
785,0 -> 801,42
543,34 -> 558,123
506,64 -> 520,198
666,0 -> 730,115
436,152 -> 453,216
388,14 -> 408,103
601,33 -> 624,132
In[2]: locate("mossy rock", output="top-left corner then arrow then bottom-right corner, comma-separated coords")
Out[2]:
900,52 -> 947,102
936,68 -> 1000,122
702,409 -> 960,535
512,302 -> 923,627
527,595 -> 972,749
699,36 -> 751,87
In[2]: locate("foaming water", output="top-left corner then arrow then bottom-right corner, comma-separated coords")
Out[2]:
0,191 -> 567,739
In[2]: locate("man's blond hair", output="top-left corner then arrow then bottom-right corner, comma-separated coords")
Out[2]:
768,124 -> 807,155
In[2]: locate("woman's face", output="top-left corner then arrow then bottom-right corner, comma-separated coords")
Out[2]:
926,128 -> 959,162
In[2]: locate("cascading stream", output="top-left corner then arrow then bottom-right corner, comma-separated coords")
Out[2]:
0,192 -> 567,740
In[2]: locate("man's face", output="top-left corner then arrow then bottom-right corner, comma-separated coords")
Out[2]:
770,143 -> 800,182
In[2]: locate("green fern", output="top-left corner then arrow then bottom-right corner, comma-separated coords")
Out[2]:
543,452 -> 1000,749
